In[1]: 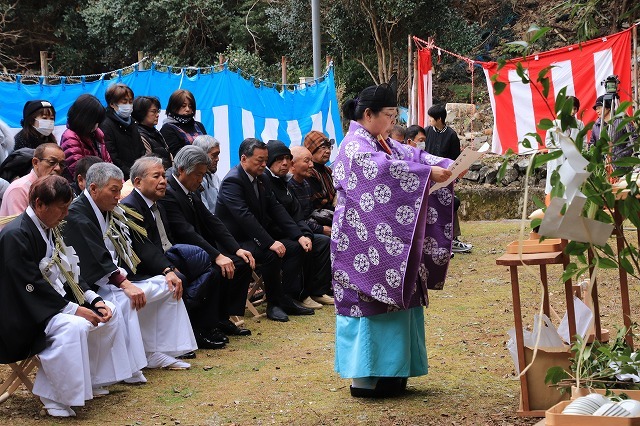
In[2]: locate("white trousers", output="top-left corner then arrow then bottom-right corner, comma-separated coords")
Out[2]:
100,275 -> 196,359
32,301 -> 133,407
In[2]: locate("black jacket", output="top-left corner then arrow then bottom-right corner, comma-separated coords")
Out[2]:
0,213 -> 86,362
215,164 -> 303,248
159,174 -> 240,261
160,120 -> 206,156
120,189 -> 173,280
63,193 -> 169,284
264,171 -> 312,238
100,109 -> 145,179
138,124 -> 173,169
13,130 -> 51,150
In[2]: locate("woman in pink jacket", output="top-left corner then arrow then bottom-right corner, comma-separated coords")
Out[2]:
60,94 -> 112,182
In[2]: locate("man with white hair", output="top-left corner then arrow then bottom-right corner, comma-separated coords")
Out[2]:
63,162 -> 197,378
160,146 -> 255,337
192,135 -> 221,214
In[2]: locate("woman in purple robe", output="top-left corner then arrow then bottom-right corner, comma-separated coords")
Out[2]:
332,77 -> 455,397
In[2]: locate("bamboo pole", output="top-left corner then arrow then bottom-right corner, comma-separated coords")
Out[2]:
633,24 -> 638,107
39,51 -> 48,84
281,56 -> 287,85
138,51 -> 145,70
408,34 -> 412,120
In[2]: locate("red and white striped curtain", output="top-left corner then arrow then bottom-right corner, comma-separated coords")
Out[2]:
480,28 -> 632,154
409,48 -> 433,128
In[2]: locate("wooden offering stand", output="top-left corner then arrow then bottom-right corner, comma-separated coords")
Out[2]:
497,234 -> 576,417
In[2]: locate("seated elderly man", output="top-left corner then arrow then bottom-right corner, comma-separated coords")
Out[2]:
265,140 -> 333,309
0,175 -> 133,417
216,138 -> 314,322
302,131 -> 336,210
122,155 -> 240,349
63,162 -> 196,376
0,143 -> 65,219
159,146 -> 255,337
288,145 -> 332,235
192,135 -> 221,214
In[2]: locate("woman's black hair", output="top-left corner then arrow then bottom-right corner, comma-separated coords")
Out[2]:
166,89 -> 196,115
21,106 -> 56,144
342,77 -> 398,121
66,94 -> 106,137
132,96 -> 161,123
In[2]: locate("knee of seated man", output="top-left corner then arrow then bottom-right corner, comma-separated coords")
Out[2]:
49,313 -> 93,336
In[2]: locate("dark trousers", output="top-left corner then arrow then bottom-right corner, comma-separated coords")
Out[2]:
239,238 -> 304,305
453,195 -> 461,238
302,233 -> 331,298
178,254 -> 251,331
221,256 -> 252,317
176,269 -> 220,331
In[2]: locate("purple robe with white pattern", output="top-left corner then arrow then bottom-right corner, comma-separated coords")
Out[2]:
331,121 -> 454,317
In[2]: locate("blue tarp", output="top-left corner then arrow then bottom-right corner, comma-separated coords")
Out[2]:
0,63 -> 343,176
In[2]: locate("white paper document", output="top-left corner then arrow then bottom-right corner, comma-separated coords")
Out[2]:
429,143 -> 489,194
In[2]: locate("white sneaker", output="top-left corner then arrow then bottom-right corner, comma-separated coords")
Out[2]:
41,397 -> 76,417
92,386 -> 110,397
146,352 -> 191,370
451,239 -> 472,253
301,296 -> 323,309
311,294 -> 335,305
124,370 -> 148,384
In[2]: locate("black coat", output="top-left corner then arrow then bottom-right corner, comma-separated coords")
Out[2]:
216,164 -> 302,248
100,109 -> 145,179
13,130 -> 50,150
160,120 -> 206,156
63,193 -> 168,284
0,214 -> 82,362
138,124 -> 173,169
119,189 -> 173,281
159,174 -> 240,261
264,171 -> 312,238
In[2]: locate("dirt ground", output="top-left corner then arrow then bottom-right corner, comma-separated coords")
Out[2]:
2,220 -> 638,425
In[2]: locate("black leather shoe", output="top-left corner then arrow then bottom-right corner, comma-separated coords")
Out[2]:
266,305 -> 289,322
218,319 -> 251,336
176,351 -> 196,360
350,377 -> 406,398
194,329 -> 226,349
207,328 -> 229,344
281,298 -> 315,316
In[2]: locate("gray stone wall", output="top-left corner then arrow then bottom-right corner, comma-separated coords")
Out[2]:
445,103 -> 546,220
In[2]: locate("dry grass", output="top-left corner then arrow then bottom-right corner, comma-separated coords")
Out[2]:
2,220 -> 639,425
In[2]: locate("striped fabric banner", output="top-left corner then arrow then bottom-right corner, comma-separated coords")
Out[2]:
416,48 -> 433,128
480,28 -> 632,154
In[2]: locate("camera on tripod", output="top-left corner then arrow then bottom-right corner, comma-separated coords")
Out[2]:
601,75 -> 620,107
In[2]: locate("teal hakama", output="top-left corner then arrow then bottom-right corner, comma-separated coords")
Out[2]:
334,306 -> 428,378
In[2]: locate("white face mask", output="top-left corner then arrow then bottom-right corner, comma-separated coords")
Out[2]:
34,119 -> 55,136
116,103 -> 133,119
416,142 -> 425,151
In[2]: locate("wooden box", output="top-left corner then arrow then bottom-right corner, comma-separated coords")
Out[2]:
545,400 -> 640,425
506,238 -> 565,254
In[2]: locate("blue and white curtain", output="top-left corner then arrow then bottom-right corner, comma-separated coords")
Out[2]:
0,63 -> 343,177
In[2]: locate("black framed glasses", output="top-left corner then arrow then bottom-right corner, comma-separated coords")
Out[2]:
38,157 -> 66,169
